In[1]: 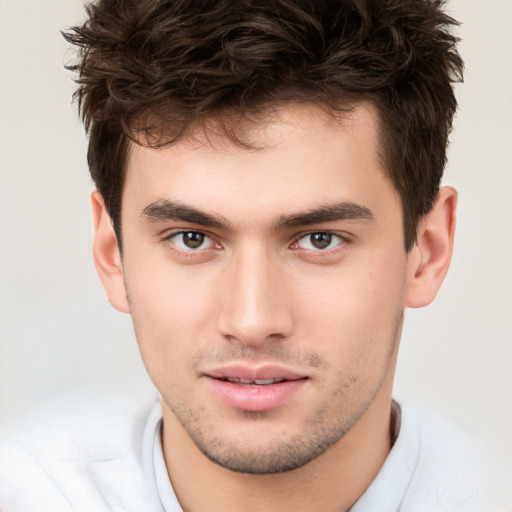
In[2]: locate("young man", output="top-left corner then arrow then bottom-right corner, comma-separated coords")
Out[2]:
0,0 -> 508,510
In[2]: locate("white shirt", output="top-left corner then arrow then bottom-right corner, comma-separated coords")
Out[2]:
0,397 -> 509,511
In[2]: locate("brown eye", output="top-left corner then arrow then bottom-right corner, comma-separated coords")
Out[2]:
310,233 -> 332,249
183,232 -> 205,249
296,232 -> 342,251
170,231 -> 215,250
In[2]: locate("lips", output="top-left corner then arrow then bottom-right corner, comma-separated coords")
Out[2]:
219,377 -> 289,385
205,364 -> 306,382
203,365 -> 308,412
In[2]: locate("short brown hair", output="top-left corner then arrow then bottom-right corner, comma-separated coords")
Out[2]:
64,0 -> 463,251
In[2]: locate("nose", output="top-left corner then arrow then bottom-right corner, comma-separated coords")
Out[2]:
216,242 -> 294,346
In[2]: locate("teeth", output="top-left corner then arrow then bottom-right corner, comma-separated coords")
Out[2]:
222,377 -> 285,385
253,379 -> 279,385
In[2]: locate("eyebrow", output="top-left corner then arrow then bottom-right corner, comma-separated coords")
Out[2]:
275,202 -> 374,228
142,199 -> 231,229
141,199 -> 374,230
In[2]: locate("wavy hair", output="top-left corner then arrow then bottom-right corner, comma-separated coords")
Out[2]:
64,0 -> 463,250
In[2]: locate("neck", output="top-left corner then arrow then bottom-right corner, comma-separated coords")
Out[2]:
161,384 -> 395,512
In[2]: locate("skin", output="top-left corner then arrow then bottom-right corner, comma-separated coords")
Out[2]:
92,103 -> 456,512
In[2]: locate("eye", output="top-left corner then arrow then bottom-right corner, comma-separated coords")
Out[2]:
168,231 -> 217,251
295,232 -> 344,251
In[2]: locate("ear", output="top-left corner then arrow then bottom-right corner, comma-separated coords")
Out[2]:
91,190 -> 130,313
405,186 -> 457,308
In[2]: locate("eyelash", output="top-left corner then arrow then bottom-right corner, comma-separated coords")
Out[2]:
291,231 -> 348,252
163,230 -> 220,253
162,229 -> 349,256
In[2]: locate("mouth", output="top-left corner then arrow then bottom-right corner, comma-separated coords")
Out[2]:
217,376 -> 296,385
203,365 -> 309,412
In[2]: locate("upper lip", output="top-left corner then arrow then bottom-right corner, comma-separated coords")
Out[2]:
203,364 -> 308,382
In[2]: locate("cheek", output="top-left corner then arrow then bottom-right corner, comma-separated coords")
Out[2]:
126,247 -> 218,326
296,251 -> 407,367
123,256 -> 219,382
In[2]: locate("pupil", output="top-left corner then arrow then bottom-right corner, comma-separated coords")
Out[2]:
311,232 -> 331,249
184,232 -> 204,249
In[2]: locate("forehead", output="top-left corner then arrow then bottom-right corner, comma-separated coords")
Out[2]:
122,103 -> 398,225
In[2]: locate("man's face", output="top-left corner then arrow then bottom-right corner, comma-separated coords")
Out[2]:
118,104 -> 410,473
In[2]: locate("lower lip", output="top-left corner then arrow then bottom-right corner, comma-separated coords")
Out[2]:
205,377 -> 307,412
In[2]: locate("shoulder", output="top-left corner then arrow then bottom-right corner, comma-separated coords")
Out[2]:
353,401 -> 510,512
397,401 -> 509,511
0,393 -> 164,512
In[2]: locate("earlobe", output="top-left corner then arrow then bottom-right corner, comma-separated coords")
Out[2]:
91,190 -> 130,313
405,186 -> 457,308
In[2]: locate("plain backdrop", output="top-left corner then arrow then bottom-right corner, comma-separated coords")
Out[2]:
1,0 -> 511,466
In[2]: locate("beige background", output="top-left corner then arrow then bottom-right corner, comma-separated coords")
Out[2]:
1,1 -> 511,466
